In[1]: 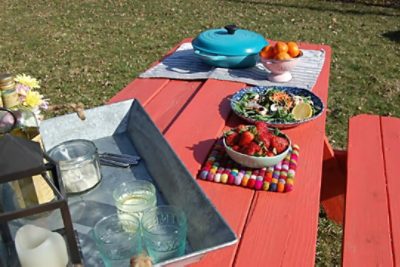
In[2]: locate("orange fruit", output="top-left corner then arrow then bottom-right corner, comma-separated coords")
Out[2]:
287,41 -> 300,58
274,52 -> 291,60
274,41 -> 288,54
260,45 -> 275,59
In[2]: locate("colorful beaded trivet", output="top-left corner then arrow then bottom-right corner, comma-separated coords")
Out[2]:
198,142 -> 300,193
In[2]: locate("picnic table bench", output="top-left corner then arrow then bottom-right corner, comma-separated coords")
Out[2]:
109,38 -> 332,266
342,114 -> 400,266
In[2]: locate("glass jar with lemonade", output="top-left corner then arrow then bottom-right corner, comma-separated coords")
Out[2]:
113,180 -> 157,220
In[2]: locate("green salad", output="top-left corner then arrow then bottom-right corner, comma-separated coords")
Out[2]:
231,88 -> 321,123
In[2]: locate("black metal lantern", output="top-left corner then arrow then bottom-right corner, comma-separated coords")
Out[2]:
0,134 -> 82,266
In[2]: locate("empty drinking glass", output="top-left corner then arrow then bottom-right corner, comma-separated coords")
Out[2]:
93,214 -> 142,267
141,205 -> 187,264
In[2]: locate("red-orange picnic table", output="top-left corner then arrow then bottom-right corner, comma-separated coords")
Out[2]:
109,38 -> 332,266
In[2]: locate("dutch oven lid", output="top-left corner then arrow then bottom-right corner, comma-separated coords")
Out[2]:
192,25 -> 268,56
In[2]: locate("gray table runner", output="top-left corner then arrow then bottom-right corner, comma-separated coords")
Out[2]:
140,43 -> 326,90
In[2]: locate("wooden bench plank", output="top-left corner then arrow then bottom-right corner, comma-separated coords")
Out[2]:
343,115 -> 393,267
381,116 -> 400,265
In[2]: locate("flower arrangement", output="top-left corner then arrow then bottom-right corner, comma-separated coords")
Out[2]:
14,74 -> 49,118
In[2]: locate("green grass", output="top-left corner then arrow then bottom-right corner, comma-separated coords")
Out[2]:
1,0 -> 399,265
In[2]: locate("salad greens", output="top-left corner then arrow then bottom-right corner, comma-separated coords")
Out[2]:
231,88 -> 321,123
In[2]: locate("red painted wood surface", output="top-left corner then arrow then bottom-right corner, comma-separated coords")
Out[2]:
342,115 -> 394,266
381,117 -> 400,265
234,43 -> 331,267
320,137 -> 346,224
109,39 -> 332,266
164,79 -> 259,267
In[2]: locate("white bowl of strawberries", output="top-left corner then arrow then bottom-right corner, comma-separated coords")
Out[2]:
223,122 -> 291,168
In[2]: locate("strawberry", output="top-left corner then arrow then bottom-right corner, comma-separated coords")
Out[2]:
225,132 -> 239,146
232,145 -> 240,151
267,151 -> 275,157
243,142 -> 261,156
258,132 -> 272,148
255,122 -> 272,146
237,124 -> 247,133
271,136 -> 289,154
255,121 -> 269,134
239,144 -> 249,154
238,131 -> 254,146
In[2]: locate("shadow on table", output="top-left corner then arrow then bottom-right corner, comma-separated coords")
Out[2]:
189,138 -> 218,167
226,64 -> 269,82
218,95 -> 247,128
163,49 -> 212,75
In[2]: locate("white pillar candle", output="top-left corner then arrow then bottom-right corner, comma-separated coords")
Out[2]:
15,224 -> 69,267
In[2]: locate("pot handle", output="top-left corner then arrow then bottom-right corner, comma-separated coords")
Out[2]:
194,50 -> 227,61
224,24 -> 238,34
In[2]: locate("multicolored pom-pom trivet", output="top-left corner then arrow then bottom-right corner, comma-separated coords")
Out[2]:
198,142 -> 300,193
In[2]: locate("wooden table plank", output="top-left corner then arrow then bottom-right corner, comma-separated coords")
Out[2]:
234,44 -> 331,267
163,79 -> 255,266
381,116 -> 400,266
234,121 -> 326,266
144,80 -> 203,133
164,79 -> 245,175
109,78 -> 169,105
342,115 -> 393,267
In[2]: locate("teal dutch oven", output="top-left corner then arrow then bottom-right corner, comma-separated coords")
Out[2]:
192,25 -> 268,69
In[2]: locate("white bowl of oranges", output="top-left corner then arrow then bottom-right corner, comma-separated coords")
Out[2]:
223,122 -> 291,168
259,41 -> 302,83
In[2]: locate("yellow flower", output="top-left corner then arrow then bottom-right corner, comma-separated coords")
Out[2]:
14,74 -> 40,89
23,90 -> 43,108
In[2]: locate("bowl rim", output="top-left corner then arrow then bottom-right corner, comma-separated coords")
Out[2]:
259,50 -> 303,63
230,85 -> 325,128
222,128 -> 291,160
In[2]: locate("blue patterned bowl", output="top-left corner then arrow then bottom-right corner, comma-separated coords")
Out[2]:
230,86 -> 325,129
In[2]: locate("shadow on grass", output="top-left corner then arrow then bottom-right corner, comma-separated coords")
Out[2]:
226,0 -> 399,17
382,30 -> 400,43
326,0 -> 400,9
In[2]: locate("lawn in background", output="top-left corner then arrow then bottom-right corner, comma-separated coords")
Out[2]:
1,0 -> 399,265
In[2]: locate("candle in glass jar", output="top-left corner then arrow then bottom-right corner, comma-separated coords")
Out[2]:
48,139 -> 101,194
60,161 -> 101,193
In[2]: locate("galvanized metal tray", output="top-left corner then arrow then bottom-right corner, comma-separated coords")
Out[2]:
39,99 -> 237,266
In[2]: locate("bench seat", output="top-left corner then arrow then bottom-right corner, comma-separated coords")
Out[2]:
342,114 -> 400,266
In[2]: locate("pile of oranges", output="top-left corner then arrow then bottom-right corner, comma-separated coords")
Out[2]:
260,41 -> 301,60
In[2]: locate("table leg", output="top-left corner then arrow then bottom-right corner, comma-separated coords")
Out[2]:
321,135 -> 347,224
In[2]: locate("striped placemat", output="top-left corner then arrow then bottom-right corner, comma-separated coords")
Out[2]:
140,42 -> 325,90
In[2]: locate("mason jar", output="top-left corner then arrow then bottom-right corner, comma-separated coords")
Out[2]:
48,139 -> 102,193
0,73 -> 19,109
